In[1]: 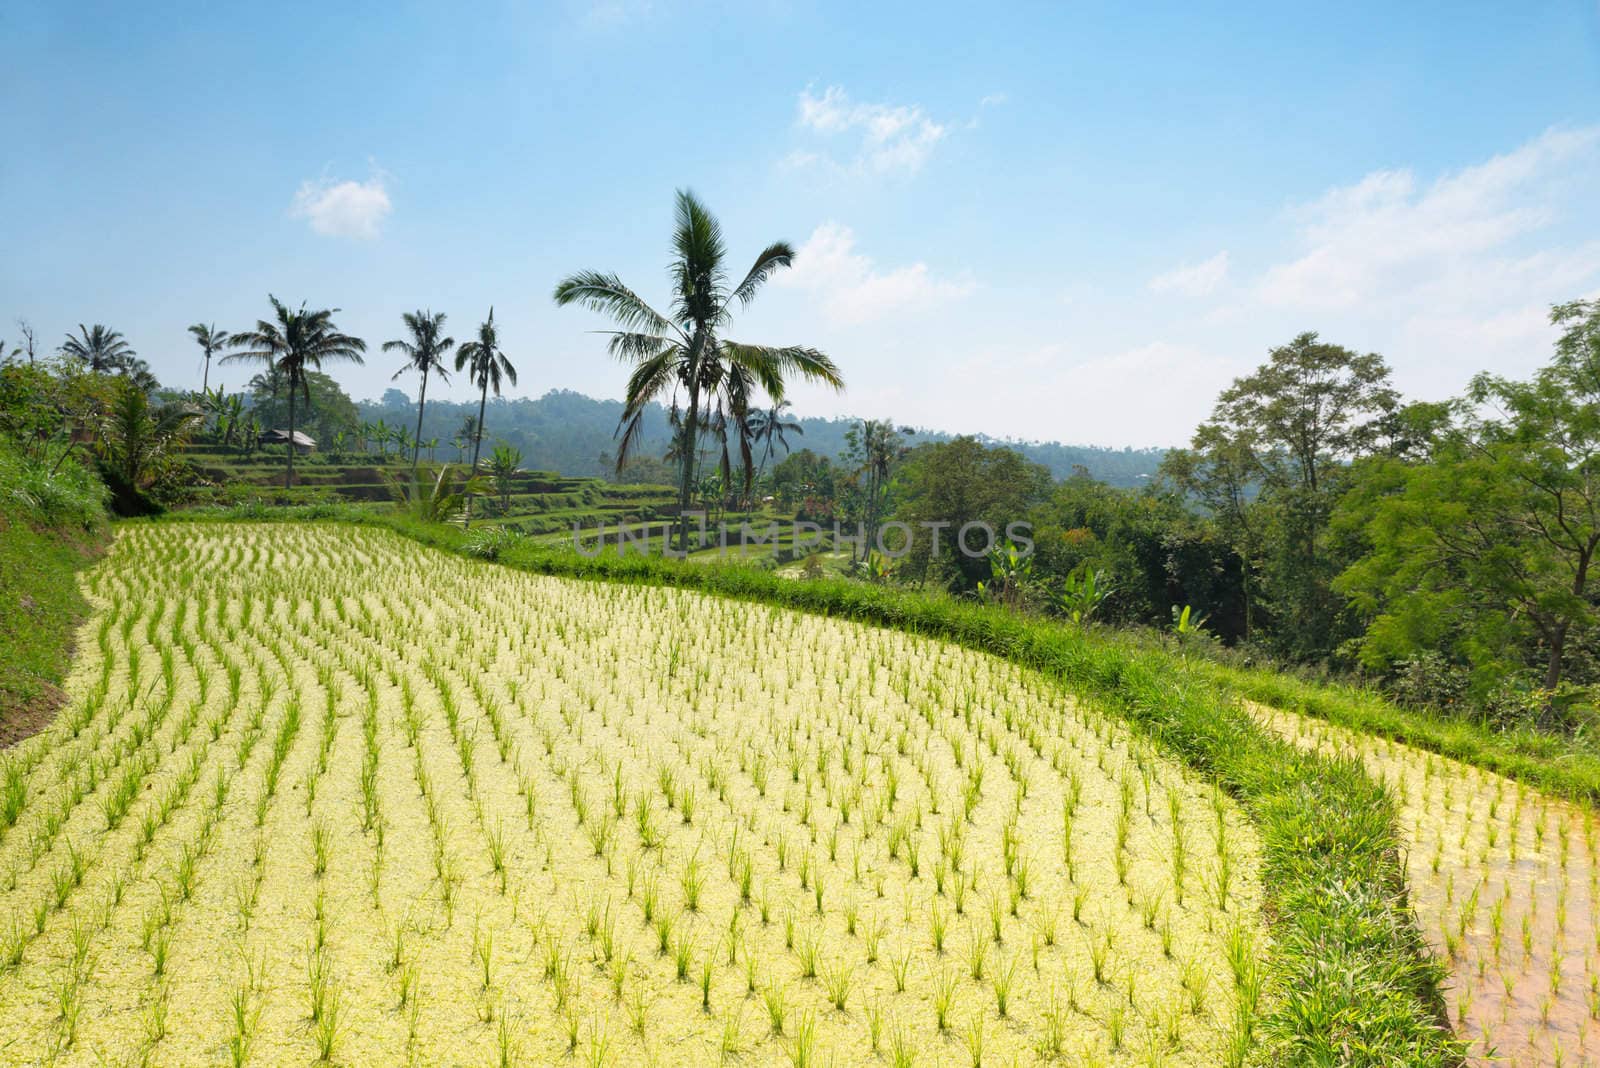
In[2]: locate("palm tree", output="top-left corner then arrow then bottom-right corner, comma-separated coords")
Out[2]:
221,296 -> 366,488
384,310 -> 454,478
95,379 -> 203,512
846,419 -> 908,562
749,400 -> 804,506
554,189 -> 844,550
188,323 -> 230,394
61,324 -> 135,374
215,392 -> 245,449
454,308 -> 518,527
487,442 -> 522,514
246,365 -> 286,400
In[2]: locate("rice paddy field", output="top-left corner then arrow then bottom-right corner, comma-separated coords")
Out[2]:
0,523 -> 1268,1067
1258,704 -> 1600,1068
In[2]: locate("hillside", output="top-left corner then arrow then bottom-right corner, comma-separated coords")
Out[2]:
355,389 -> 1167,487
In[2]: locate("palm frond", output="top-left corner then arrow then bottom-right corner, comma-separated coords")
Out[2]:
725,241 -> 796,313
553,272 -> 679,337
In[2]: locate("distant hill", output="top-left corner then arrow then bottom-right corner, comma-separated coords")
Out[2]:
357,389 -> 1166,488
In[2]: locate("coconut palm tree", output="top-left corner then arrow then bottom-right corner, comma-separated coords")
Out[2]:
454,308 -> 518,527
554,188 -> 844,550
748,399 -> 804,506
221,296 -> 366,488
846,419 -> 908,562
188,323 -> 230,394
384,310 -> 454,478
61,324 -> 136,374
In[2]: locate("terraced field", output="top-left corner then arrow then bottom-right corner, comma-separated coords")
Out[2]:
1259,705 -> 1600,1067
178,447 -> 679,535
0,524 -> 1267,1066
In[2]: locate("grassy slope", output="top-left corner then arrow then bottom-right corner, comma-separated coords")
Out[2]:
151,506 -> 1463,1066
0,515 -> 101,742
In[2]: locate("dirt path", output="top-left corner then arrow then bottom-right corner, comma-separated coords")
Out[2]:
1255,703 -> 1600,1067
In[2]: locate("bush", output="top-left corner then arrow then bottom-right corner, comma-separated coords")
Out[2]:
0,441 -> 107,532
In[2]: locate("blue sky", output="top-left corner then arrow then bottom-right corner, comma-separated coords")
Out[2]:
4,1 -> 1598,446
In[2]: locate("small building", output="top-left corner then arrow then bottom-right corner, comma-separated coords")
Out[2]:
258,428 -> 316,455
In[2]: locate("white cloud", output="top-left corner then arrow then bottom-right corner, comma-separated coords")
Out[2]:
1258,126 -> 1599,310
778,222 -> 974,324
289,173 -> 392,240
1149,251 -> 1230,297
793,86 -> 947,175
1246,126 -> 1600,390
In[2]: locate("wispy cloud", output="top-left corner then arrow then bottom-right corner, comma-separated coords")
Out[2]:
792,86 -> 948,175
1258,126 -> 1600,310
1149,251 -> 1230,297
1247,126 -> 1600,381
778,222 -> 974,324
289,171 -> 392,240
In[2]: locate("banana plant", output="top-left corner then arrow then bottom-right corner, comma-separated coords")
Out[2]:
1058,563 -> 1112,625
977,539 -> 1034,608
1171,603 -> 1212,637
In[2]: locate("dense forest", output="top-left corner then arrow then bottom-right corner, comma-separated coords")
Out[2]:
828,305 -> 1599,730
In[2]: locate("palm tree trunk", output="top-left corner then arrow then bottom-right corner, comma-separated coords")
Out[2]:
412,368 -> 430,479
286,388 -> 297,489
678,382 -> 700,553
202,354 -> 210,394
465,380 -> 489,529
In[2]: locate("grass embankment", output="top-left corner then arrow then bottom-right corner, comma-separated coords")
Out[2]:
0,443 -> 107,745
159,506 -> 1464,1065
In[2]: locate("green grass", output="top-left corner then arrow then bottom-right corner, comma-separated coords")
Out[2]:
148,505 -> 1463,1066
0,443 -> 107,731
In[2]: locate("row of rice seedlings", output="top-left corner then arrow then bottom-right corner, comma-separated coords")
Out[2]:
0,523 -> 1270,1066
1265,704 -> 1600,1067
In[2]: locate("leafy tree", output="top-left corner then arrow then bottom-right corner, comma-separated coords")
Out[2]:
384,310 -> 455,478
1160,423 -> 1263,639
455,308 -> 518,526
223,296 -> 366,487
893,437 -> 1052,590
187,322 -> 230,394
1338,301 -> 1600,700
246,370 -> 359,449
771,448 -> 838,516
1184,332 -> 1397,658
554,188 -> 843,549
